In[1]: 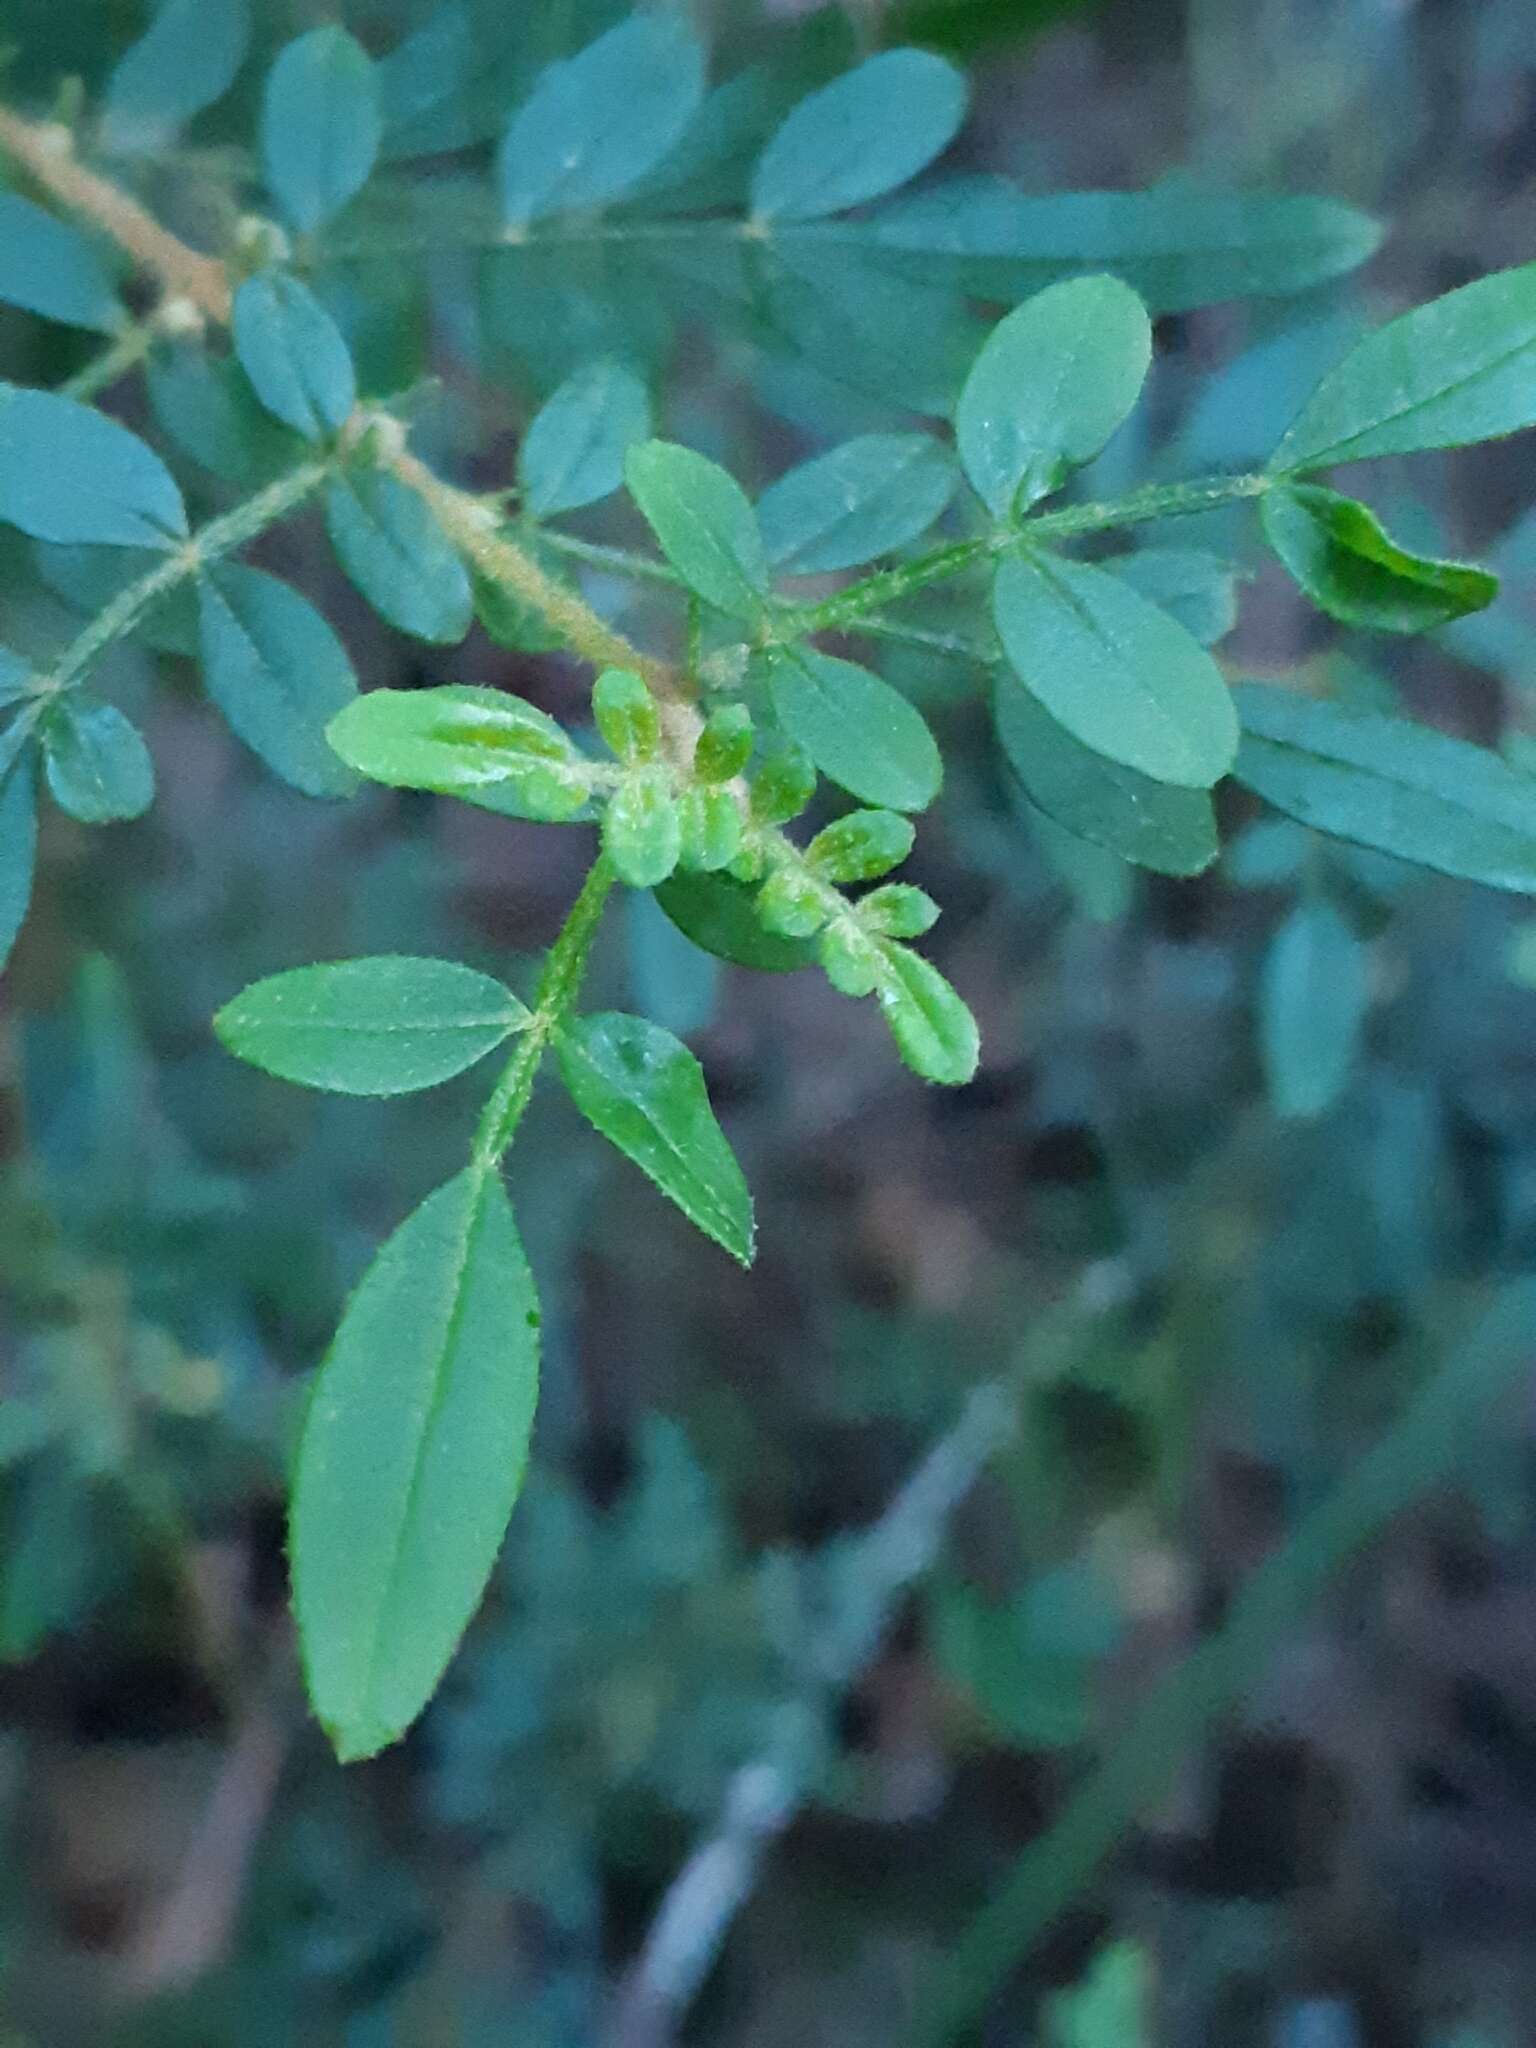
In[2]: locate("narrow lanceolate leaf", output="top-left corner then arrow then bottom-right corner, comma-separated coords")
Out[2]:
1261,485 -> 1497,633
262,25 -> 381,235
1233,682 -> 1536,892
292,1167 -> 539,1761
325,473 -> 473,644
995,674 -> 1218,877
654,871 -> 815,973
956,276 -> 1152,518
498,11 -> 705,228
557,1011 -> 754,1265
0,196 -> 120,333
326,685 -> 591,822
234,273 -> 357,442
1272,263 -> 1536,472
41,696 -> 154,823
215,957 -> 529,1095
0,750 -> 37,976
874,945 -> 979,1085
993,552 -> 1238,789
0,386 -> 186,547
758,434 -> 958,575
625,441 -> 769,621
197,563 -> 358,798
1260,899 -> 1369,1121
519,359 -> 652,518
101,0 -> 251,155
750,49 -> 967,223
763,647 -> 941,812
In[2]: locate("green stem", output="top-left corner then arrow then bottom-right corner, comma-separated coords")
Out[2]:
44,456 -> 331,693
60,319 -> 155,402
473,853 -> 616,1167
539,529 -> 687,590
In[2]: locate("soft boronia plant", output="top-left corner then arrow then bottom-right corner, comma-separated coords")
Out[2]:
2,5 -> 1536,1763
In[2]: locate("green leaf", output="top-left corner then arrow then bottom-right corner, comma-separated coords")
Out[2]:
148,342 -> 307,490
0,195 -> 120,333
859,882 -> 939,938
233,273 -> 357,442
0,385 -> 186,547
32,541 -> 198,657
101,0 -> 251,155
497,12 -> 705,228
956,276 -> 1152,518
806,809 -> 915,883
993,552 -> 1237,789
557,1011 -> 754,1264
215,956 -> 529,1095
603,772 -> 682,889
41,695 -> 154,823
750,49 -> 967,223
749,740 -> 817,825
1261,484 -> 1497,633
1027,805 -> 1133,923
1102,548 -> 1237,647
377,0 -> 525,160
625,440 -> 769,621
654,870 -> 814,973
292,1166 -> 539,1760
676,786 -> 743,873
592,669 -> 660,765
758,433 -> 957,575
326,684 -> 591,822
0,750 -> 37,976
1046,1943 -> 1148,2048
757,868 -> 829,939
1273,264 -> 1536,472
262,25 -> 381,235
1233,682 -> 1536,892
693,703 -> 753,784
874,943 -> 979,1085
325,472 -> 473,644
1259,898 -> 1368,1121
995,674 -> 1218,877
197,563 -> 359,798
763,646 -> 941,811
520,359 -> 652,518
0,652 -> 29,706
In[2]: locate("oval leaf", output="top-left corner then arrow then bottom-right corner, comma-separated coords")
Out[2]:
1273,264 -> 1536,472
873,944 -> 979,1085
102,0 -> 251,155
654,871 -> 814,973
326,684 -> 591,822
625,440 -> 769,620
325,472 -> 473,644
758,433 -> 957,575
262,25 -> 381,235
234,272 -> 357,441
520,358 -> 652,518
763,646 -> 941,812
41,695 -> 154,823
0,385 -> 186,547
750,49 -> 967,224
498,11 -> 705,228
292,1167 -> 539,1761
557,1011 -> 754,1264
956,276 -> 1152,518
1259,899 -> 1368,1121
993,551 -> 1238,789
197,563 -> 358,797
148,342 -> 307,489
1261,484 -> 1497,633
1233,682 -> 1536,893
0,195 -> 120,333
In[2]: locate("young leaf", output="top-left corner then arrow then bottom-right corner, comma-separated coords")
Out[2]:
197,563 -> 359,798
41,695 -> 154,823
1102,548 -> 1237,647
262,25 -> 381,235
215,957 -> 529,1095
148,343 -> 307,489
233,273 -> 357,442
556,1011 -> 754,1265
519,359 -> 652,518
0,751 -> 37,976
806,809 -> 915,884
994,674 -> 1219,877
101,0 -> 251,155
325,472 -> 473,644
1272,263 -> 1536,472
993,552 -> 1238,789
497,12 -> 705,228
1260,899 -> 1368,1121
758,434 -> 958,575
860,883 -> 939,939
603,773 -> 682,889
874,945 -> 979,1085
762,646 -> 942,812
750,49 -> 967,224
0,386 -> 187,547
592,669 -> 660,765
1261,484 -> 1497,633
676,786 -> 743,873
1233,682 -> 1536,891
693,704 -> 753,784
0,196 -> 121,333
326,685 -> 590,822
654,871 -> 815,973
956,276 -> 1152,518
291,1166 -> 539,1761
624,441 -> 769,621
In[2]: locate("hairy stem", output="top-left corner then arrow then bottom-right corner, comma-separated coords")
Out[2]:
60,319 -> 156,402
